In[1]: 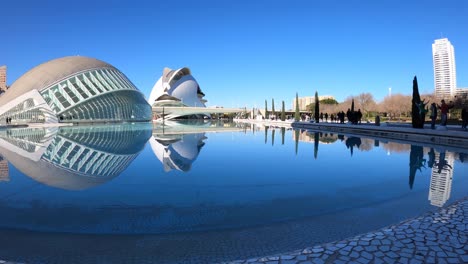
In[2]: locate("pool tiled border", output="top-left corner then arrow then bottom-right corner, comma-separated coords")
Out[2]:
227,197 -> 467,264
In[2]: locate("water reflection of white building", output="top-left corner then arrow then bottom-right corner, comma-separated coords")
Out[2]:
150,133 -> 206,172
0,155 -> 9,182
0,125 -> 151,190
428,151 -> 454,207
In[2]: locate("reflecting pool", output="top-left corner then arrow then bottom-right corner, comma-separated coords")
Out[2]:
0,121 -> 467,263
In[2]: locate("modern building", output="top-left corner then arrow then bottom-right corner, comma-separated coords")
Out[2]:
148,67 -> 208,119
432,38 -> 457,99
292,95 -> 335,111
428,151 -> 454,207
0,56 -> 152,124
0,65 -> 6,92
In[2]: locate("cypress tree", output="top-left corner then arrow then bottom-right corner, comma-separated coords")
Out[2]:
281,101 -> 286,121
412,76 -> 426,128
314,91 -> 320,123
272,98 -> 275,120
265,100 -> 268,119
294,93 -> 300,121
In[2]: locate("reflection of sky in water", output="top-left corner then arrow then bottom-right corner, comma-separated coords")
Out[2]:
0,126 -> 467,234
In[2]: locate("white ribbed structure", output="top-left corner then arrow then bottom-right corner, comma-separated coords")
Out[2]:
428,152 -> 454,207
432,38 -> 457,99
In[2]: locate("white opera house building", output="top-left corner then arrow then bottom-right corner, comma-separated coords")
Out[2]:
148,67 -> 209,120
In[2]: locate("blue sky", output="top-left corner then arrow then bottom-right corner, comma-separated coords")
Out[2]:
1,0 -> 467,109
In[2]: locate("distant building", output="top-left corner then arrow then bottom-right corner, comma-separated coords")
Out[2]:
432,38 -> 457,99
148,67 -> 208,119
292,95 -> 335,111
455,88 -> 468,99
0,65 -> 6,92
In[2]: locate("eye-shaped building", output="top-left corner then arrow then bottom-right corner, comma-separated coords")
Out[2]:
0,56 -> 152,123
148,67 -> 208,119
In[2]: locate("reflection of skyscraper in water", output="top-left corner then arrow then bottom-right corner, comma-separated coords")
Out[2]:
0,155 -> 9,182
429,151 -> 454,207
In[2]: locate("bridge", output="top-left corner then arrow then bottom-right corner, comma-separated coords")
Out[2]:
152,106 -> 246,120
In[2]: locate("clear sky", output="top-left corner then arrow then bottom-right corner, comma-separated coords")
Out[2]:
1,0 -> 467,109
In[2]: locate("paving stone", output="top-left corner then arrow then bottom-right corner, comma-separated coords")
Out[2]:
230,198 -> 468,264
446,258 -> 459,264
311,259 -> 324,264
386,251 -> 398,258
311,248 -> 324,254
399,257 -> 409,264
354,246 -> 364,252
361,251 -> 373,260
409,259 -> 423,264
355,257 -> 370,264
349,251 -> 359,258
280,261 -> 297,264
383,257 -> 396,264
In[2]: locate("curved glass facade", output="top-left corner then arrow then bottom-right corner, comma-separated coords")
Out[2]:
40,68 -> 151,122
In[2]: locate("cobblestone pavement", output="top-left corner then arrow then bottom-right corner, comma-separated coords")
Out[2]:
227,198 -> 467,264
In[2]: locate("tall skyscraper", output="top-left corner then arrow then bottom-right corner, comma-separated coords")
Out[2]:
0,65 -> 6,91
432,38 -> 457,99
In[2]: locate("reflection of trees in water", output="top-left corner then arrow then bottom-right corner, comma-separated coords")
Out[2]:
458,152 -> 468,163
281,127 -> 285,145
271,129 -> 275,146
294,129 -> 300,155
317,133 -> 338,144
358,138 -> 374,152
409,145 -> 426,190
434,151 -> 452,174
345,137 -> 361,156
314,132 -> 319,159
382,142 -> 411,153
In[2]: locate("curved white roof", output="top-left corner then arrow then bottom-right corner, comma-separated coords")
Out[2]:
0,56 -> 115,105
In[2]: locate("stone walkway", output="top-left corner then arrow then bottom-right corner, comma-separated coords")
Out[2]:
227,198 -> 467,264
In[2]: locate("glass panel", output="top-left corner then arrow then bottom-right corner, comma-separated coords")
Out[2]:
54,91 -> 71,108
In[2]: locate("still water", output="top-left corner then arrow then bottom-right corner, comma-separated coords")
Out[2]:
0,121 -> 467,263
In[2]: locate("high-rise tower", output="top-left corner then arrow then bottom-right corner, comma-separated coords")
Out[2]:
432,38 -> 457,99
0,65 -> 6,92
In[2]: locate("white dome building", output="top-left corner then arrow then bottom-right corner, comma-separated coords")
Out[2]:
148,67 -> 208,119
0,56 -> 152,123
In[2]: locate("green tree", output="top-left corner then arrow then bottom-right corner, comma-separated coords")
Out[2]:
265,100 -> 269,119
320,98 -> 339,105
314,91 -> 320,123
294,93 -> 300,121
281,101 -> 286,121
272,98 -> 275,120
